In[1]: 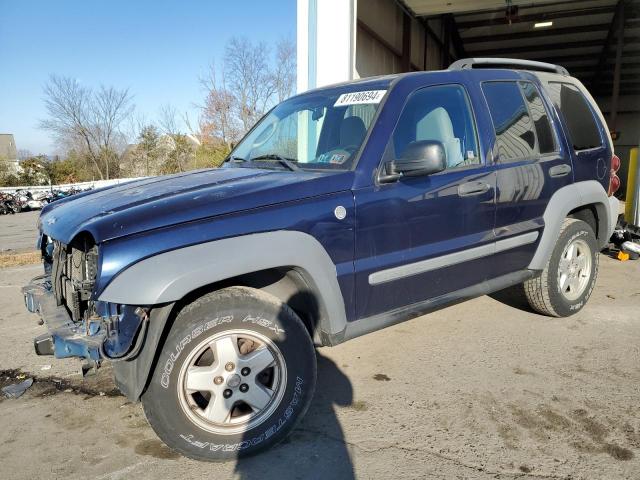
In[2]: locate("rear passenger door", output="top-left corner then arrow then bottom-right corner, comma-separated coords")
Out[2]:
545,81 -> 610,191
481,80 -> 572,278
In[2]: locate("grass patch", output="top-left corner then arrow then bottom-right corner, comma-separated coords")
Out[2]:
0,251 -> 41,268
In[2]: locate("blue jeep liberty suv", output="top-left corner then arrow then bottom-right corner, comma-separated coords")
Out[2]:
23,58 -> 620,461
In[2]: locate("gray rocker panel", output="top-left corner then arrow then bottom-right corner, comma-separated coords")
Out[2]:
528,180 -> 615,270
99,230 -> 348,337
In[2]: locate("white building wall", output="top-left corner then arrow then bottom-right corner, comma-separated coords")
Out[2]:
297,0 -> 356,92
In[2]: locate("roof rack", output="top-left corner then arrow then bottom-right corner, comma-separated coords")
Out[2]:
449,57 -> 569,76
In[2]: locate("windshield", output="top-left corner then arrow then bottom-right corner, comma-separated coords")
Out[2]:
230,87 -> 387,170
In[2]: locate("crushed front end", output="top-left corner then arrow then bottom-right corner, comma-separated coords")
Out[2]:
22,234 -> 148,363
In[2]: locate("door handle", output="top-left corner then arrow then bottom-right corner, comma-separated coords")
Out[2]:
458,181 -> 491,197
549,164 -> 572,178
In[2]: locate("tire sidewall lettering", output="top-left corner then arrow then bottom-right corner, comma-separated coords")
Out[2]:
178,376 -> 304,452
160,315 -> 234,388
143,288 -> 318,460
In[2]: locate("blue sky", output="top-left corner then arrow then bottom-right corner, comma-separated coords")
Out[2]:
0,0 -> 296,155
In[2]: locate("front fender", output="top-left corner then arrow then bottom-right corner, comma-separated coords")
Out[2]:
98,230 -> 348,338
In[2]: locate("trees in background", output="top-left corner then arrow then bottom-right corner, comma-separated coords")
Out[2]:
39,75 -> 134,180
0,152 -> 88,186
14,156 -> 48,185
199,36 -> 296,149
136,125 -> 161,176
224,37 -> 277,132
274,38 -> 296,103
0,36 -> 297,187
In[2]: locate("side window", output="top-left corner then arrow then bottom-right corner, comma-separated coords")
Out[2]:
388,84 -> 479,169
547,82 -> 603,151
482,81 -> 536,162
519,82 -> 556,154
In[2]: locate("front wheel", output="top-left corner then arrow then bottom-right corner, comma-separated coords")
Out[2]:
142,286 -> 317,461
523,218 -> 599,317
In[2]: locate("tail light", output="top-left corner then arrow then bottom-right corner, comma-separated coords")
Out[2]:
608,154 -> 621,196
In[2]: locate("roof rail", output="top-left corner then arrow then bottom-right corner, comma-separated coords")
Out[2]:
449,57 -> 569,76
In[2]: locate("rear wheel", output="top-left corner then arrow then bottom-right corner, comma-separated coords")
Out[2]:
523,218 -> 599,317
142,286 -> 317,461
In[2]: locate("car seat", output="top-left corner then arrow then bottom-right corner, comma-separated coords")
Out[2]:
416,107 -> 464,168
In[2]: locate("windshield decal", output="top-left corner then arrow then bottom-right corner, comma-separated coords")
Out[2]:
329,153 -> 348,164
334,90 -> 386,107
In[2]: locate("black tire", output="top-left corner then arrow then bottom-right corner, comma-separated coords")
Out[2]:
142,286 -> 316,462
524,218 -> 599,317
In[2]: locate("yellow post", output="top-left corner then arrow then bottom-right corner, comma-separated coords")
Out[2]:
625,147 -> 639,225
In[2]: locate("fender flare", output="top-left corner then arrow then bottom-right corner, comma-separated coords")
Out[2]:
104,230 -> 348,401
99,230 -> 348,337
528,180 -> 617,270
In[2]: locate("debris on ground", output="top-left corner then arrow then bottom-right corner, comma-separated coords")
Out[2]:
621,241 -> 640,259
1,378 -> 33,398
610,226 -> 640,261
618,251 -> 630,261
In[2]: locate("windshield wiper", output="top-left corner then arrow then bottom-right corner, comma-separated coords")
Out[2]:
250,154 -> 300,171
227,155 -> 246,163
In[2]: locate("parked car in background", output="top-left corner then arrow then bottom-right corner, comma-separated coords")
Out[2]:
23,58 -> 619,461
0,187 -> 93,213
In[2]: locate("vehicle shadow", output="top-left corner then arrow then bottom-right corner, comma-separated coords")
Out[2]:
489,285 -> 537,314
234,351 -> 355,479
234,287 -> 355,479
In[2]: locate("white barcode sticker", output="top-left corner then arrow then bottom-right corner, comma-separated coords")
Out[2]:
334,90 -> 387,107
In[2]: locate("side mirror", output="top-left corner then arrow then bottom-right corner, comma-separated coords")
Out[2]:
392,140 -> 447,177
378,140 -> 447,183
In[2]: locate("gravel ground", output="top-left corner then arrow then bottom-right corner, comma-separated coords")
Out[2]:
1,254 -> 639,479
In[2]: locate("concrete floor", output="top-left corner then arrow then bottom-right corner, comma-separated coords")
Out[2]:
0,210 -> 40,253
1,251 -> 640,479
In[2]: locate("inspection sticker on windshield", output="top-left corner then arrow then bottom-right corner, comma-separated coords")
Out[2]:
334,90 -> 386,107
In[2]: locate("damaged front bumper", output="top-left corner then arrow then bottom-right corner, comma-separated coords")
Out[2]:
22,275 -> 147,362
22,275 -> 107,360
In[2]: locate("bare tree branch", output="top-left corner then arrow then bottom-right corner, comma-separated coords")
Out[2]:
198,36 -> 296,151
39,75 -> 134,180
274,37 -> 296,102
224,37 -> 277,131
158,104 -> 180,135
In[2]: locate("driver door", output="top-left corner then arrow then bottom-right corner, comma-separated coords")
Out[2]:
353,83 -> 496,319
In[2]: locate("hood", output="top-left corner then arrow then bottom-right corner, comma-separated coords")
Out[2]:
40,166 -> 354,244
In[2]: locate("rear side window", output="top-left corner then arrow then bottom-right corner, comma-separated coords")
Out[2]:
519,82 -> 556,154
547,82 -> 603,151
482,81 -> 536,162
